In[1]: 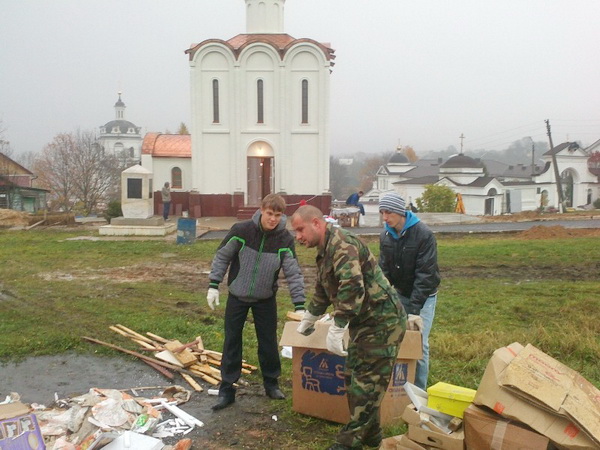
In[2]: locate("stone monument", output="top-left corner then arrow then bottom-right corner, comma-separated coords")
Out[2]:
99,165 -> 176,236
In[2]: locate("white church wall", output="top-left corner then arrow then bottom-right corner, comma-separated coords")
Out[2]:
151,158 -> 192,191
288,134 -> 321,194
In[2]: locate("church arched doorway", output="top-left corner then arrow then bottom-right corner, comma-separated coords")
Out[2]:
560,169 -> 575,208
247,141 -> 274,206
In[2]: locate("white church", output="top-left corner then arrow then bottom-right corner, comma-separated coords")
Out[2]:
371,142 -> 599,216
141,0 -> 334,217
98,93 -> 143,165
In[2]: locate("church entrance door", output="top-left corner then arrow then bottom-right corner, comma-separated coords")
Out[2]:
247,157 -> 273,206
246,141 -> 274,206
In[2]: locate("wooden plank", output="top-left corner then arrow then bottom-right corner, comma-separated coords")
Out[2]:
164,340 -> 198,368
170,339 -> 200,354
133,339 -> 159,350
155,350 -> 184,367
142,359 -> 175,380
196,336 -> 208,363
286,311 -> 303,321
82,337 -> 198,377
181,374 -> 203,392
146,332 -> 169,343
114,324 -> 155,344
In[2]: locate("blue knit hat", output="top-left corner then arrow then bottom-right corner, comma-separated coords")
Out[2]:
379,193 -> 406,216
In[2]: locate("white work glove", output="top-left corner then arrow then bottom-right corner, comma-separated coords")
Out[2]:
207,288 -> 220,310
407,314 -> 423,331
296,311 -> 321,336
326,323 -> 348,357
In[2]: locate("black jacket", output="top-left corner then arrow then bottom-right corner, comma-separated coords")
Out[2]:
379,217 -> 440,315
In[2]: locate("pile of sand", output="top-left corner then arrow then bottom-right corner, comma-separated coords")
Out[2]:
518,225 -> 600,239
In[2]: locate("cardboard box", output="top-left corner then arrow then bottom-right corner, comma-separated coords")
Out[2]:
474,342 -> 598,449
426,382 -> 476,419
380,434 -> 431,450
0,402 -> 45,450
402,405 -> 464,450
463,404 -> 550,450
280,321 -> 422,425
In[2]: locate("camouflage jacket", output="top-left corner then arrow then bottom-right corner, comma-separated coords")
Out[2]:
307,223 -> 400,328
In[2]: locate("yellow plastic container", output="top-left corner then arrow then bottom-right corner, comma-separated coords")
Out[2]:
426,382 -> 476,418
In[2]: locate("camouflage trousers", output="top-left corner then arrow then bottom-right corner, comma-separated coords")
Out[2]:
336,296 -> 407,448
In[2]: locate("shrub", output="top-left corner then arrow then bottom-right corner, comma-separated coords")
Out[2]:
104,201 -> 122,221
594,198 -> 600,209
416,185 -> 456,212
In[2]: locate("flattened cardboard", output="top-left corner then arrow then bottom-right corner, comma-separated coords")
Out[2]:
463,404 -> 550,450
499,344 -> 600,444
0,403 -> 30,421
474,342 -> 597,449
280,322 -> 422,426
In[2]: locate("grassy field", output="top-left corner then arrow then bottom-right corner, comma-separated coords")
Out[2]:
1,227 -> 599,447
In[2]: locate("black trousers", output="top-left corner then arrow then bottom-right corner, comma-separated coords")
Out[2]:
219,294 -> 280,394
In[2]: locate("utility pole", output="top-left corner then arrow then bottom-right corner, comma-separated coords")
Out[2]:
529,138 -> 535,176
545,119 -> 564,213
459,133 -> 465,154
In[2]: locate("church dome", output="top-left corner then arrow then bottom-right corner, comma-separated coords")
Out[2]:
440,154 -> 483,169
102,119 -> 139,134
388,152 -> 409,164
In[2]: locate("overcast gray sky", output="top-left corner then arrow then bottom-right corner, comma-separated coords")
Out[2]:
2,0 -> 599,157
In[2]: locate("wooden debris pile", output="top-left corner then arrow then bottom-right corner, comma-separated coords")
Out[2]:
83,324 -> 258,393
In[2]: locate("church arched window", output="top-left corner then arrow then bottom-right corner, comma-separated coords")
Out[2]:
212,79 -> 220,123
301,79 -> 308,124
257,79 -> 264,124
171,167 -> 182,189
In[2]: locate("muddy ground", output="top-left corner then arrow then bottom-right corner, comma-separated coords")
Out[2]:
2,222 -> 599,449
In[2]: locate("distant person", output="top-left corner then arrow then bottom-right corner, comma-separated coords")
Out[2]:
345,190 -> 365,215
161,182 -> 171,221
409,202 -> 418,213
206,194 -> 305,411
291,205 -> 406,450
378,192 -> 440,391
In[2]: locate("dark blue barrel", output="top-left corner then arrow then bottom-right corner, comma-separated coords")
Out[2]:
176,218 -> 197,244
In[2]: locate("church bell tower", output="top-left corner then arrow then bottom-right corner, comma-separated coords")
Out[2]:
245,0 -> 285,34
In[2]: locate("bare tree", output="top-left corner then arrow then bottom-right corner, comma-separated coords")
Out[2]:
34,130 -> 121,214
34,133 -> 77,212
70,130 -> 120,215
0,120 -> 20,209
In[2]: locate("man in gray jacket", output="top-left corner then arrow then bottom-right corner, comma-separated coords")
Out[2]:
378,193 -> 440,390
206,194 -> 305,410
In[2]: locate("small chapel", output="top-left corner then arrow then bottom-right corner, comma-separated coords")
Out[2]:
142,0 -> 335,217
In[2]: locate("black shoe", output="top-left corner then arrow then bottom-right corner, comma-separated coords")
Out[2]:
265,387 -> 285,400
211,394 -> 235,411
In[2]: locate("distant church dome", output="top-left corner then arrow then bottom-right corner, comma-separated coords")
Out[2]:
388,152 -> 409,164
102,119 -> 139,134
440,154 -> 483,169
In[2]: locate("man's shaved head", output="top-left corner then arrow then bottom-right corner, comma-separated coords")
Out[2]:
291,205 -> 327,248
292,205 -> 324,223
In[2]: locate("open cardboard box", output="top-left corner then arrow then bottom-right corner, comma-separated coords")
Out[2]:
402,404 -> 464,450
463,404 -> 550,450
0,402 -> 45,450
474,342 -> 599,449
280,320 -> 422,425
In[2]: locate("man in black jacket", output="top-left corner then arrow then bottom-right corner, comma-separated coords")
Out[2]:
206,194 -> 305,410
378,193 -> 440,390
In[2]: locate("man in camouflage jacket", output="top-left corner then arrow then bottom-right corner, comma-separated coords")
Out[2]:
291,205 -> 407,450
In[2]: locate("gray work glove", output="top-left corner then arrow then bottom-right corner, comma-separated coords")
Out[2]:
326,323 -> 348,357
207,288 -> 220,310
296,311 -> 321,336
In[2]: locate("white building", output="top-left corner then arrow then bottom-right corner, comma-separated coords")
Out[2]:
98,93 -> 142,164
183,0 -> 335,215
372,143 -> 599,215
